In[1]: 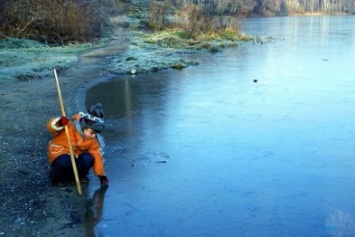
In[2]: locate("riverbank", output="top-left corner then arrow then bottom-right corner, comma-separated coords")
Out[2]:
0,11 -> 137,234
0,20 -> 219,237
0,36 -> 128,236
0,8 -> 273,235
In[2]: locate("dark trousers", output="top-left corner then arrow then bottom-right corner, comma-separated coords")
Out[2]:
51,153 -> 94,183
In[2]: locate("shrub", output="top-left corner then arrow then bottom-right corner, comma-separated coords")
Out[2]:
175,4 -> 206,38
0,0 -> 114,45
148,1 -> 171,30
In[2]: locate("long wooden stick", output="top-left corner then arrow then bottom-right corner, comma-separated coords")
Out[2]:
53,69 -> 82,195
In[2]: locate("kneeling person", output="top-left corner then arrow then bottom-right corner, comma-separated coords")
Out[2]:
47,103 -> 109,187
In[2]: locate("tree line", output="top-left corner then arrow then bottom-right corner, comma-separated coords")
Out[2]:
172,0 -> 355,17
148,0 -> 355,38
255,0 -> 355,15
0,0 -> 354,45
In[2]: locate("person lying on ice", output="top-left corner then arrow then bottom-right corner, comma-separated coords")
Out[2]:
47,103 -> 109,187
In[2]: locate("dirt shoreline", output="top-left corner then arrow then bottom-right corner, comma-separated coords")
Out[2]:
0,34 -> 129,236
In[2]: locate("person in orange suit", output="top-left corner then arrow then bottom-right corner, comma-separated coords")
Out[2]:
47,103 -> 109,187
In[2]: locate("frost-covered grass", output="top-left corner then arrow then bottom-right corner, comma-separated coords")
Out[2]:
109,27 -> 275,75
0,38 -> 99,82
110,31 -> 200,74
0,27 -> 274,81
110,45 -> 200,74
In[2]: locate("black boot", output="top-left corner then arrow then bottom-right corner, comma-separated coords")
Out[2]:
49,169 -> 68,187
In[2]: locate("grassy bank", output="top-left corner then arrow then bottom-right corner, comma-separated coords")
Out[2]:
0,19 -> 272,81
0,38 -> 106,82
108,27 -> 274,75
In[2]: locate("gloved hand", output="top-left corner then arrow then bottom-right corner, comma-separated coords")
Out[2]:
57,116 -> 69,127
99,175 -> 109,186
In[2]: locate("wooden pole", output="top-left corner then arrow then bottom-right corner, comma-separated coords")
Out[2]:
53,69 -> 82,195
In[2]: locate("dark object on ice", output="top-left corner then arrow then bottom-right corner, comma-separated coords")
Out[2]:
253,79 -> 258,83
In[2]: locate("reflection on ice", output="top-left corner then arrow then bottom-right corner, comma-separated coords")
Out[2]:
85,186 -> 108,237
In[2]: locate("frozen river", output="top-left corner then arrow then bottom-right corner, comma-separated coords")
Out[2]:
86,16 -> 355,236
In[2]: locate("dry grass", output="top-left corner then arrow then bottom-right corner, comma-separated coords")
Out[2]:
147,1 -> 246,40
148,1 -> 171,30
0,0 -> 116,45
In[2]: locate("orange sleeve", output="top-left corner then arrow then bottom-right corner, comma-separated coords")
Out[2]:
89,141 -> 106,176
